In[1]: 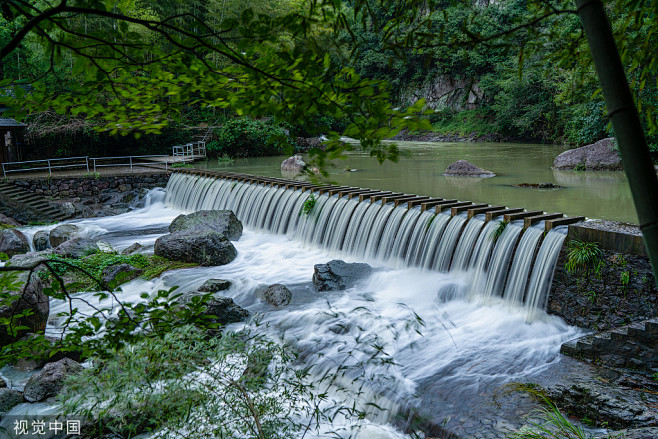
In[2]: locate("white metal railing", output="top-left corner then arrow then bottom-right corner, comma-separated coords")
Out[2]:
172,141 -> 206,162
2,143 -> 206,178
2,156 -> 89,178
91,155 -> 169,172
1,155 -> 177,178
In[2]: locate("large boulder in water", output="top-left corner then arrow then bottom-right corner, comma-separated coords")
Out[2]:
54,237 -> 98,259
198,279 -> 232,293
0,229 -> 29,257
443,160 -> 495,177
33,230 -> 50,252
23,358 -> 83,402
0,271 -> 48,347
281,154 -> 306,177
169,210 -> 242,241
263,284 -> 292,307
553,138 -> 622,171
155,230 -> 237,266
49,224 -> 80,247
313,260 -> 373,292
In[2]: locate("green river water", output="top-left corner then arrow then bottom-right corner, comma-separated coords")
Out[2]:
197,140 -> 638,224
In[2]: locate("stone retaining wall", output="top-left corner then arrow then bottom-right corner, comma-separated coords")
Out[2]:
12,174 -> 170,199
11,173 -> 170,218
548,245 -> 657,331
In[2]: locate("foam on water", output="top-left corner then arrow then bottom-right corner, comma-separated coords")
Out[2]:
18,185 -> 582,438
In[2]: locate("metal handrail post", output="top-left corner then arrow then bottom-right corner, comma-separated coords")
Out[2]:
130,156 -> 133,171
86,157 -> 89,173
2,164 -> 5,180
93,159 -> 96,173
47,159 -> 51,176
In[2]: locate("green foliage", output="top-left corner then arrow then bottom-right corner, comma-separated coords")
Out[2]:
430,109 -> 498,137
509,404 -> 591,439
46,253 -> 196,292
492,220 -> 509,243
620,270 -> 630,286
171,162 -> 194,168
59,321 -> 392,439
300,194 -> 317,215
508,383 -> 591,439
60,324 -> 219,437
565,239 -> 603,275
209,118 -> 291,158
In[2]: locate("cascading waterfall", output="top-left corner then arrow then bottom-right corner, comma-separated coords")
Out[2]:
164,173 -> 570,313
524,226 -> 568,318
450,215 -> 485,271
481,222 -> 524,299
502,225 -> 545,305
10,173 -> 586,439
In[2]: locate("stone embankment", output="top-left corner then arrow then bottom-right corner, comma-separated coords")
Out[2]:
5,173 -> 170,220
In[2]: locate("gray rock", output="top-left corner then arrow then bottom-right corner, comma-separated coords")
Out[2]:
0,271 -> 48,347
33,230 -> 50,251
101,264 -> 143,288
553,138 -> 622,171
54,237 -> 98,259
0,213 -> 21,228
179,291 -> 249,325
59,202 -> 76,217
23,358 -> 83,403
0,388 -> 24,415
443,160 -> 495,177
263,284 -> 292,307
281,154 -> 306,176
154,230 -> 237,266
0,229 -> 29,257
121,242 -> 144,255
13,333 -> 82,370
169,210 -> 243,241
599,427 -> 658,439
198,279 -> 232,293
49,224 -> 80,247
0,378 -> 5,388
543,379 -> 658,429
6,250 -> 53,274
313,260 -> 373,292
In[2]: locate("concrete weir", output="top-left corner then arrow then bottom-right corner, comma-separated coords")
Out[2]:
165,168 -> 600,316
171,168 -> 585,232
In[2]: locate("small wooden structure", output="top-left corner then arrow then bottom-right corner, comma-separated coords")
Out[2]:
0,118 -> 26,164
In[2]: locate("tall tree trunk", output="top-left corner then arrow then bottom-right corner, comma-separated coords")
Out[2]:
576,0 -> 658,288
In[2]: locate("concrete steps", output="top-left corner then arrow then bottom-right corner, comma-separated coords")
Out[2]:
0,182 -> 72,222
561,318 -> 658,371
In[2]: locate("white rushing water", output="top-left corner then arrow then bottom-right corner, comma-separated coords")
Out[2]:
9,178 -> 583,438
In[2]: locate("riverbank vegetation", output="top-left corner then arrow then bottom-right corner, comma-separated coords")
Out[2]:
45,253 -> 197,293
2,0 -> 657,162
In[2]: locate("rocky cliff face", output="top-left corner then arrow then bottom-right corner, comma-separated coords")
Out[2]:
398,75 -> 483,110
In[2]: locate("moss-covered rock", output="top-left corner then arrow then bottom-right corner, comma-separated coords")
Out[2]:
169,210 -> 243,241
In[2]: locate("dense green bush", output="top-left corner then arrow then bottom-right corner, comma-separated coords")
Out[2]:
208,117 -> 292,158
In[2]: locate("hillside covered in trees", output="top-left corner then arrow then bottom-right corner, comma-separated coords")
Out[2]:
1,0 -> 656,159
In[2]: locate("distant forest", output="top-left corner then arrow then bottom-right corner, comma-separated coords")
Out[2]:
1,0 -> 656,159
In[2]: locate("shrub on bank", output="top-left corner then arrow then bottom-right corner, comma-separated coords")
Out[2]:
208,117 -> 292,158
